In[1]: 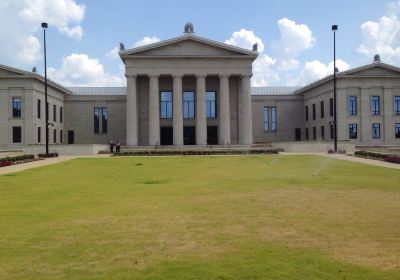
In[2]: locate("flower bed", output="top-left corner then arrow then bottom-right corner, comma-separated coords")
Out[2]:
354,150 -> 400,164
0,154 -> 37,168
113,149 -> 281,157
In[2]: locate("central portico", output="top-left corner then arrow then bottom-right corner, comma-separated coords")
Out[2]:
120,24 -> 257,146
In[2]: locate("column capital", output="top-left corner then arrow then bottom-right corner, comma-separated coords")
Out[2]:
196,74 -> 207,79
172,74 -> 183,79
148,74 -> 160,79
125,74 -> 137,78
218,74 -> 230,78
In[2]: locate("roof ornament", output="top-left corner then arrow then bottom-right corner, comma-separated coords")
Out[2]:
32,66 -> 37,73
335,67 -> 339,73
373,54 -> 381,63
119,42 -> 125,51
252,43 -> 258,52
184,22 -> 194,34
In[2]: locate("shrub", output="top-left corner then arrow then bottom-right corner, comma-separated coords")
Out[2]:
384,156 -> 400,164
355,150 -> 389,159
38,153 -> 59,158
0,155 -> 35,164
0,161 -> 13,167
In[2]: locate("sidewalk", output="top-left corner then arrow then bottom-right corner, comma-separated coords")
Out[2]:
0,155 -> 110,175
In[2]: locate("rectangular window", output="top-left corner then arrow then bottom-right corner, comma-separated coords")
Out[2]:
263,106 -> 269,131
371,96 -> 380,115
12,126 -> 21,143
53,104 -> 56,122
60,130 -> 63,143
206,91 -> 216,119
60,107 -> 63,123
37,99 -> 41,119
183,91 -> 195,119
312,104 -> 316,120
101,108 -> 108,133
12,97 -> 22,118
395,123 -> 400,138
53,129 -> 57,143
305,106 -> 309,121
94,107 -> 100,133
313,127 -> 316,140
160,91 -> 173,119
37,127 -> 41,143
321,126 -> 325,140
348,96 -> 357,116
349,123 -> 357,139
330,124 -> 334,140
320,101 -> 325,119
305,128 -> 309,140
329,98 -> 334,117
394,96 -> 400,115
372,123 -> 381,139
271,106 -> 277,131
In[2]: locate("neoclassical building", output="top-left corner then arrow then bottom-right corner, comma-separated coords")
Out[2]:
1,24 -> 400,150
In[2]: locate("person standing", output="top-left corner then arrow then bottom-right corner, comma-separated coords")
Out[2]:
109,140 -> 114,154
116,141 -> 121,154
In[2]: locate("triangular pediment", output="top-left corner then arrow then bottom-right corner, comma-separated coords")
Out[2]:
120,35 -> 257,58
0,65 -> 26,76
345,64 -> 400,77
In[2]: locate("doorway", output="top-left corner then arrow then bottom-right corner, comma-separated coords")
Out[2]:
160,127 -> 173,145
184,126 -> 196,145
295,128 -> 301,141
207,126 -> 218,145
67,130 -> 74,144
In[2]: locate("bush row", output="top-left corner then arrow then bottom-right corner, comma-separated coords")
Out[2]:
355,150 -> 400,164
113,149 -> 281,156
38,153 -> 59,158
0,154 -> 35,167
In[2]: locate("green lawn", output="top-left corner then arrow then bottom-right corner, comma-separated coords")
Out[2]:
0,155 -> 399,279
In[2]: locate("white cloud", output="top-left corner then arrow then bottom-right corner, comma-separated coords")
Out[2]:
107,46 -> 120,59
271,18 -> 315,58
357,1 -> 400,64
133,36 -> 160,48
252,54 -> 279,86
300,59 -> 350,85
48,53 -> 125,86
225,29 -> 264,52
0,0 -> 86,67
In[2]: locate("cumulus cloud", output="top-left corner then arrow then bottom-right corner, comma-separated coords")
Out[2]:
224,29 -> 264,52
0,0 -> 86,67
107,36 -> 161,59
299,59 -> 350,84
357,1 -> 400,64
48,53 -> 125,86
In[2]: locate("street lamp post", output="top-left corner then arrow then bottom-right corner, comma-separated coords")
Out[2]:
332,24 -> 338,153
41,22 -> 49,156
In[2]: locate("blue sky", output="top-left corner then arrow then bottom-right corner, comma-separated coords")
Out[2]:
1,0 -> 399,86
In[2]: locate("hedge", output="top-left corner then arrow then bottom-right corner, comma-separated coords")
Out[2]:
38,153 -> 59,158
0,154 -> 35,163
113,149 -> 281,157
355,150 -> 400,164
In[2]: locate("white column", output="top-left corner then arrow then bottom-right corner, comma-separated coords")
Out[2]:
126,75 -> 138,146
218,74 -> 230,145
239,75 -> 253,145
149,75 -> 160,146
173,75 -> 183,146
196,75 -> 207,145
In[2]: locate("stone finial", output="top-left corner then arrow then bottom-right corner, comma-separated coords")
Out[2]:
335,67 -> 339,73
32,66 -> 37,73
252,43 -> 258,52
119,42 -> 125,51
184,22 -> 194,34
373,54 -> 381,63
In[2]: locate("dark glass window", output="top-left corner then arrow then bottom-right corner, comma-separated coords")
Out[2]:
206,91 -> 216,119
60,107 -> 63,123
372,123 -> 380,139
371,96 -> 380,115
12,126 -> 21,143
183,91 -> 195,119
320,101 -> 325,118
160,91 -> 173,119
271,107 -> 277,131
313,127 -> 316,140
348,96 -> 357,116
60,130 -> 63,143
395,123 -> 400,138
312,104 -> 316,120
305,106 -> 309,121
53,105 -> 56,122
37,127 -> 41,143
305,128 -> 309,140
330,124 -> 334,139
321,126 -> 325,140
94,107 -> 100,133
329,98 -> 334,117
394,96 -> 400,115
263,107 -> 269,131
349,123 -> 357,139
37,99 -> 41,119
12,97 -> 22,118
102,108 -> 108,133
53,129 -> 57,143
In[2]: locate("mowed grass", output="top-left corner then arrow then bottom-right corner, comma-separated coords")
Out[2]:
0,155 -> 399,279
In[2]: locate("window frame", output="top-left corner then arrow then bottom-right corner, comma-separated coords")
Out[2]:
329,98 -> 334,117
320,101 -> 325,119
101,108 -> 108,134
206,91 -> 217,119
60,107 -> 63,123
12,126 -> 22,143
160,91 -> 173,119
372,123 -> 381,139
348,96 -> 357,116
53,104 -> 57,122
305,105 -> 309,121
349,123 -> 358,139
12,97 -> 22,118
371,96 -> 380,115
37,99 -> 41,119
394,96 -> 400,115
263,106 -> 269,131
395,123 -> 400,139
312,103 -> 316,120
94,107 -> 100,134
271,106 -> 277,132
183,91 -> 195,119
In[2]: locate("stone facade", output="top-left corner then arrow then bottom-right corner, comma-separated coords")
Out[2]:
1,30 -> 400,150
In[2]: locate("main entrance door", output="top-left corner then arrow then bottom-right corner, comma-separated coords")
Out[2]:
160,127 -> 173,145
67,130 -> 74,144
184,126 -> 196,145
295,128 -> 301,141
207,126 -> 218,145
